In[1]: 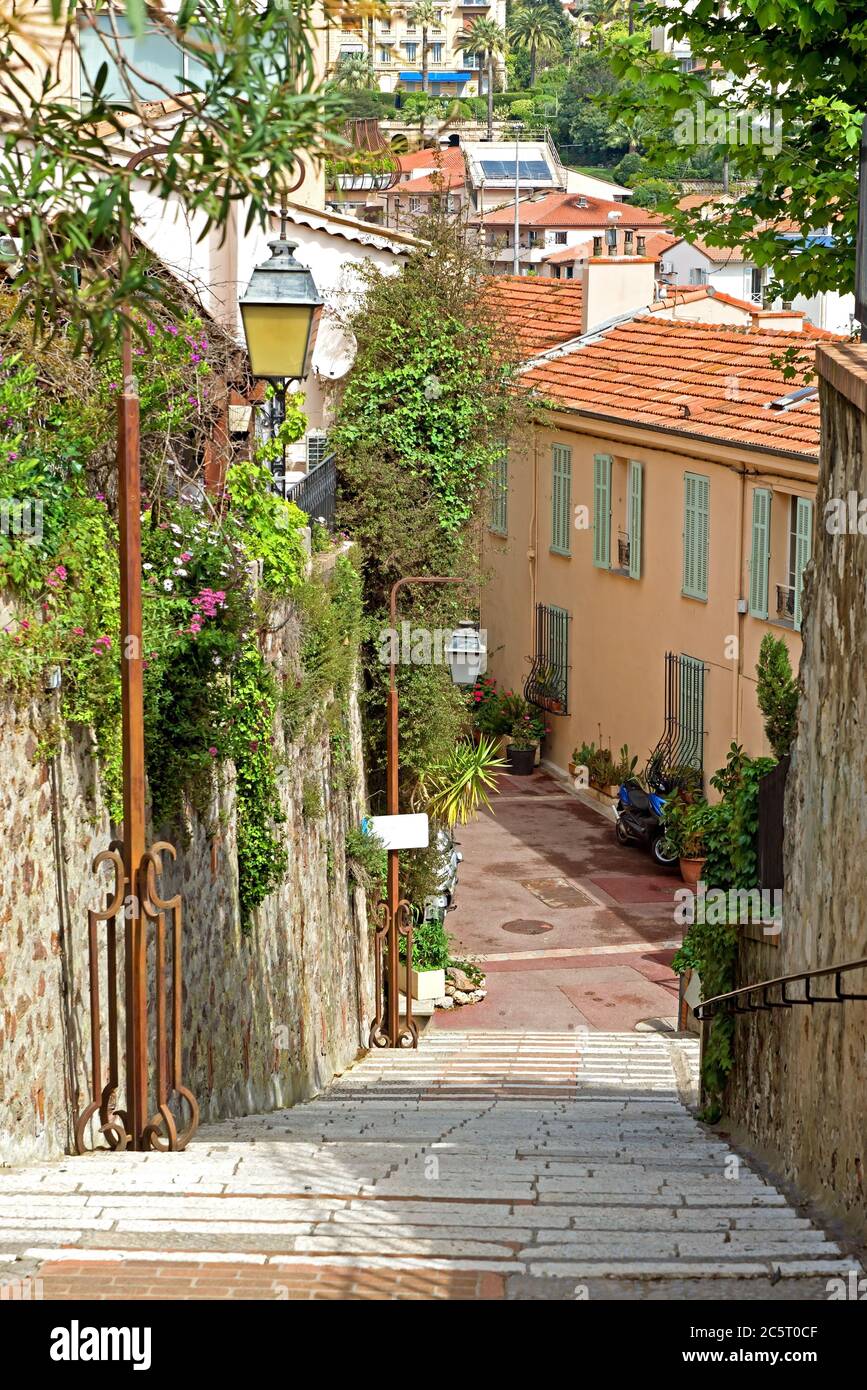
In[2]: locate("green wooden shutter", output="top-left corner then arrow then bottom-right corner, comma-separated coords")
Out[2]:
628,459 -> 643,580
683,472 -> 709,600
793,496 -> 813,631
551,445 -> 571,554
748,487 -> 771,619
593,453 -> 611,568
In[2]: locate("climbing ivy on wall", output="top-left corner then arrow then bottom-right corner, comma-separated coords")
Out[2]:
0,305 -> 357,929
332,214 -> 526,832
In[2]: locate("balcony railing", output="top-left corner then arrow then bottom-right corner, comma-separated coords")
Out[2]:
286,454 -> 337,531
776,583 -> 795,622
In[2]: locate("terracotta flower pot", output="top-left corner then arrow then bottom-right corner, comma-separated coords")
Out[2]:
679,856 -> 707,888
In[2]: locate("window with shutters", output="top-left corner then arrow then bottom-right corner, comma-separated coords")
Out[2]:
791,496 -> 813,631
550,444 -> 571,555
748,486 -> 771,619
682,472 -> 709,601
593,453 -> 611,568
608,456 -> 642,579
489,449 -> 508,535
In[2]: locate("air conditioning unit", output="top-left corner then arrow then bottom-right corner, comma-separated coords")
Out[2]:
660,260 -> 673,274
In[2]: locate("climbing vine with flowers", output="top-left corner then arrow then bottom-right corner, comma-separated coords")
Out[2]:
0,299 -> 348,927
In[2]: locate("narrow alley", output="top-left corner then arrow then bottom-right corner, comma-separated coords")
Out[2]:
1,774 -> 861,1303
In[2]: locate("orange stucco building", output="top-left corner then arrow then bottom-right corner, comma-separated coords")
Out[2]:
483,284 -> 825,788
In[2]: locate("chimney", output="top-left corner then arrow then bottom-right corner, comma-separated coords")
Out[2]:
580,252 -> 658,334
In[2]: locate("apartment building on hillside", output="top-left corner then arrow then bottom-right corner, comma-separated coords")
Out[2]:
483,279 -> 823,786
330,2 -> 508,98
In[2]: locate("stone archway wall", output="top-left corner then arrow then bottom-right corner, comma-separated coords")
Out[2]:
725,343 -> 867,1241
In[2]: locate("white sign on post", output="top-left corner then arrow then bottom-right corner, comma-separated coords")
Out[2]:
363,813 -> 430,851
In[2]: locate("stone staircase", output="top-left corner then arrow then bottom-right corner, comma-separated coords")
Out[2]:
0,1032 -> 860,1299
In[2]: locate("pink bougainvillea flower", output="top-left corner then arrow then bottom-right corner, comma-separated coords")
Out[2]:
165,324 -> 179,336
208,746 -> 217,758
146,322 -> 156,336
19,619 -> 29,630
72,626 -> 85,636
180,551 -> 192,562
54,565 -> 67,580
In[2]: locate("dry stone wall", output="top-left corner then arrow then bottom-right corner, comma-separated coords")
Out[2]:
0,590 -> 373,1165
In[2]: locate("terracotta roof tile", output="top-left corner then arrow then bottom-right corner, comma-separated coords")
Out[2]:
391,168 -> 465,195
542,239 -> 594,264
484,274 -> 584,353
478,191 -> 669,230
645,231 -> 678,260
522,318 -> 820,458
397,147 -> 465,175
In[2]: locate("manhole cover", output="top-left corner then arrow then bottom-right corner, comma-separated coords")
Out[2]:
501,919 -> 554,935
521,877 -> 596,909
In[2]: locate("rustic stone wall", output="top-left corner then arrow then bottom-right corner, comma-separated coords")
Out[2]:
0,576 -> 373,1165
725,344 -> 867,1241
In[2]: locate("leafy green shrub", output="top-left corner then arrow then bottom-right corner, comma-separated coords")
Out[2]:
401,915 -> 450,971
225,460 -> 309,595
673,912 -> 738,1122
345,826 -> 387,899
756,633 -> 798,759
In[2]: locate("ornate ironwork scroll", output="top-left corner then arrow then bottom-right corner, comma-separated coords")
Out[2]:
369,897 -> 417,1049
74,838 -> 198,1153
74,846 -> 130,1154
140,842 -> 199,1151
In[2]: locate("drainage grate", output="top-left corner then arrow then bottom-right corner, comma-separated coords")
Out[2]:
501,919 -> 554,935
521,878 -> 596,909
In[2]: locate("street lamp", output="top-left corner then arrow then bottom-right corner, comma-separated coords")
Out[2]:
239,228 -> 323,380
445,619 -> 485,687
239,201 -> 322,485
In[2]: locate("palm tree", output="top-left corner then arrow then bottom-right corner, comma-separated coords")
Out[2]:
408,0 -> 438,95
334,53 -> 377,92
508,2 -> 562,88
463,16 -> 506,140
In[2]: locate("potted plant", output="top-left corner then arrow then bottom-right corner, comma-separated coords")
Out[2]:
399,914 -> 450,1001
663,796 -> 713,886
506,715 -> 538,775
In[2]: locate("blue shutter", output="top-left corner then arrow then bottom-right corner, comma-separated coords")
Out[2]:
748,487 -> 771,619
628,459 -> 643,580
593,453 -> 611,568
551,445 -> 571,554
683,472 -> 709,600
793,497 -> 813,631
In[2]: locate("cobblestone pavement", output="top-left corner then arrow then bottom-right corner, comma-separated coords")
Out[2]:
0,1032 -> 860,1301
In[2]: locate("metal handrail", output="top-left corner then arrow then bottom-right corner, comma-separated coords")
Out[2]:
694,956 -> 867,1021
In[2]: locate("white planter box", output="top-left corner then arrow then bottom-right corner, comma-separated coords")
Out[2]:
398,963 -> 445,1001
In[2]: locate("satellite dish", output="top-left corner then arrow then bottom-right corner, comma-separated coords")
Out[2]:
311,315 -> 357,380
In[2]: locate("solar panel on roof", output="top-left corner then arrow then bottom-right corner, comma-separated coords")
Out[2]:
519,160 -> 551,179
479,158 -> 553,181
